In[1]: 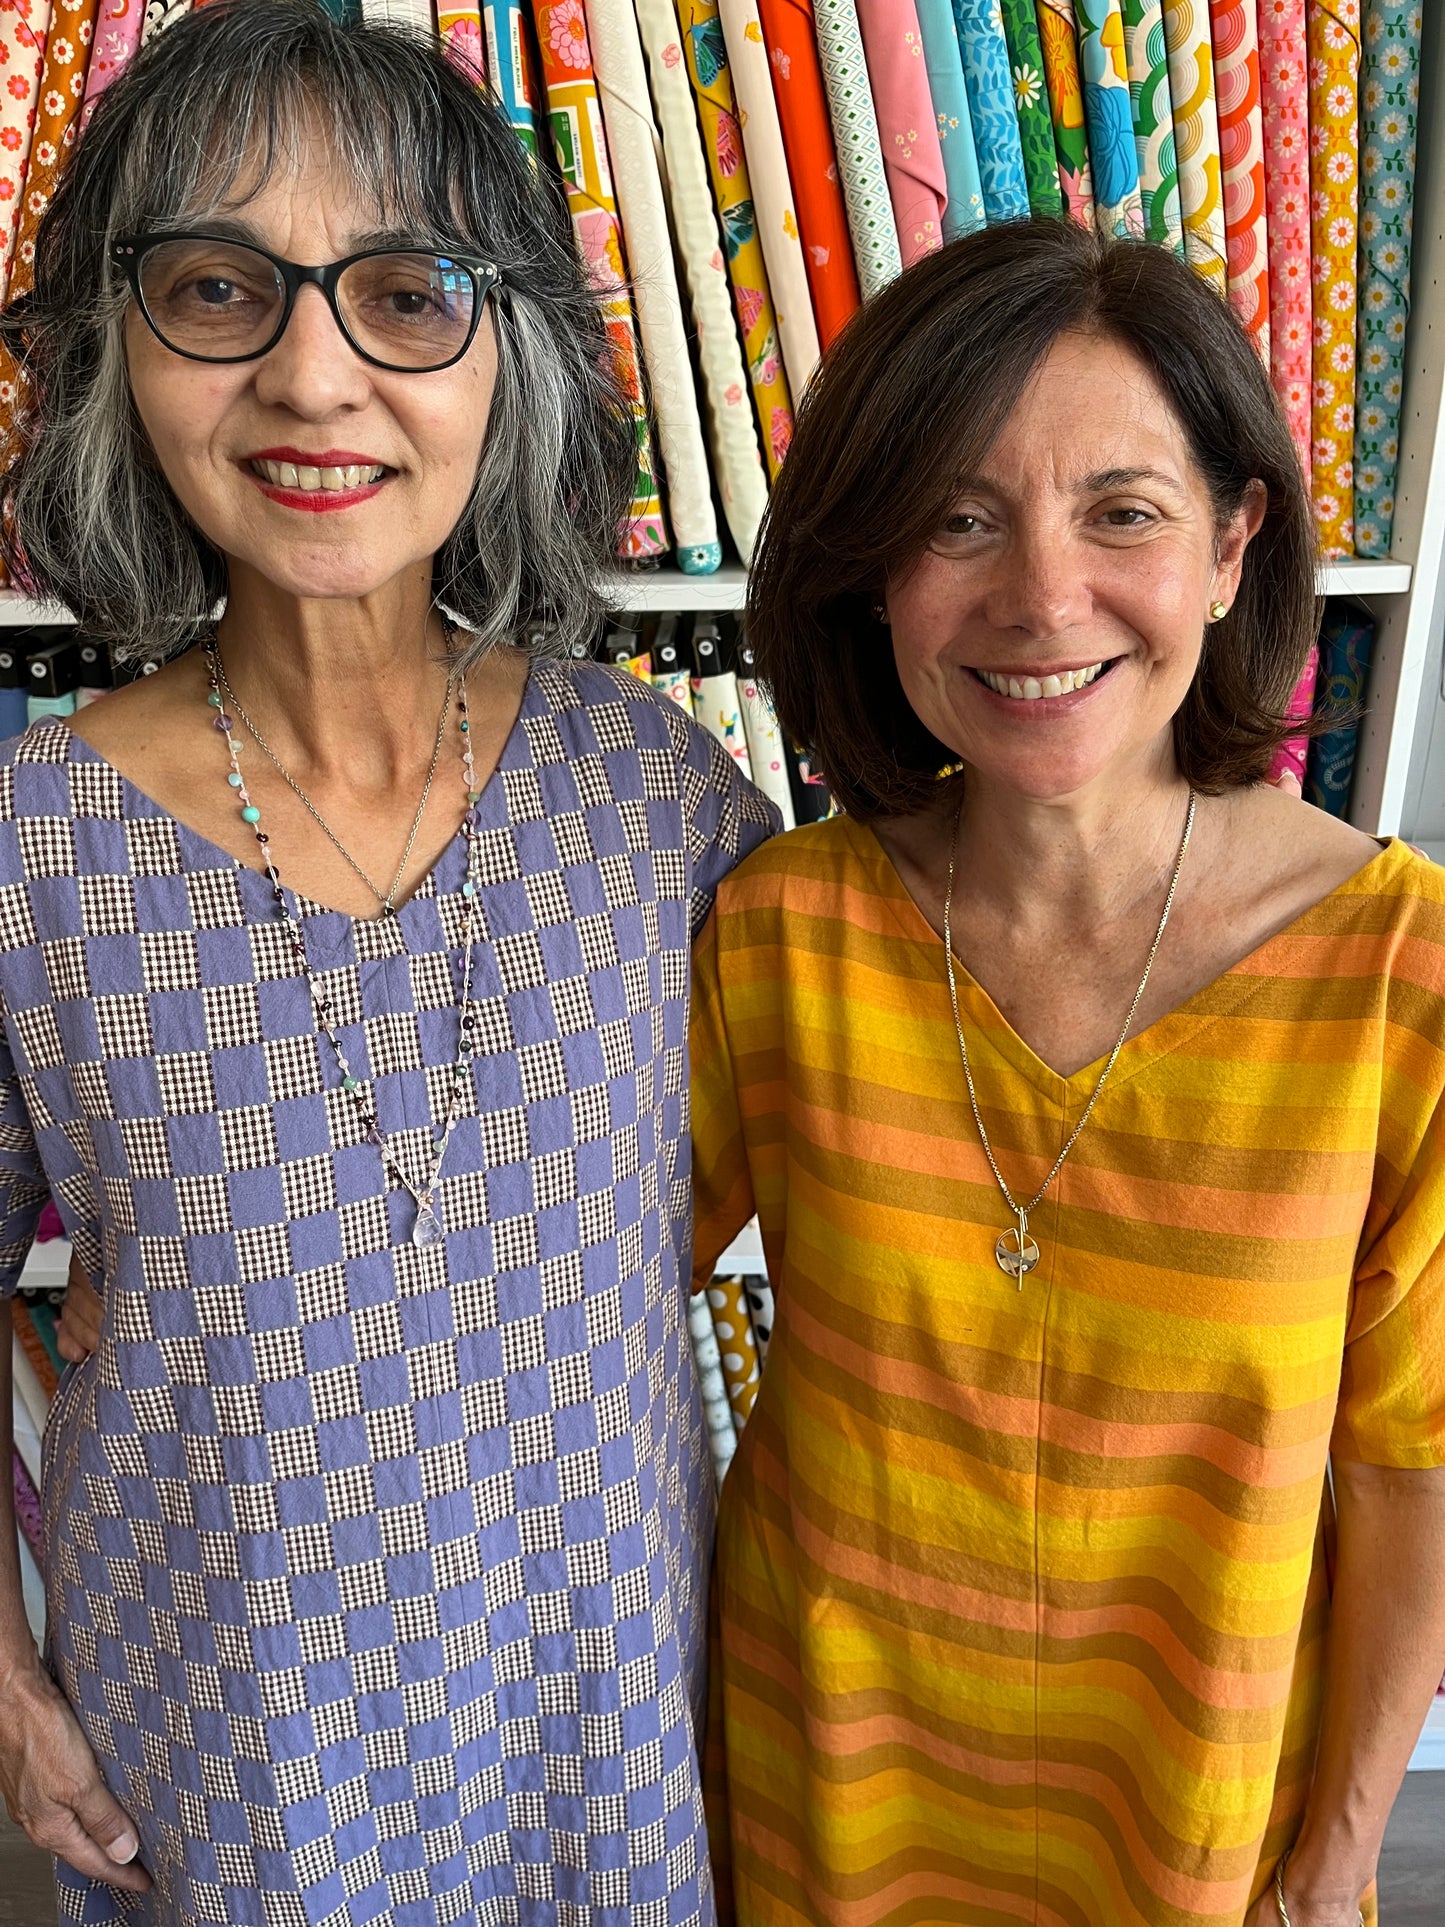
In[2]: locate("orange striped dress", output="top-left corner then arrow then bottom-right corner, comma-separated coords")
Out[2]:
691,817 -> 1445,1927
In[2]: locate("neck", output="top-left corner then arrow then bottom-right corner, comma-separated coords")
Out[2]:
212,560 -> 450,783
952,742 -> 1193,931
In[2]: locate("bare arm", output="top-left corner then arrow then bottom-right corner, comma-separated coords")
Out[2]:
1246,1461 -> 1445,1926
0,1311 -> 150,1892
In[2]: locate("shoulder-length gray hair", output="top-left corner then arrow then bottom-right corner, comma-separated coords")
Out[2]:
0,0 -> 636,667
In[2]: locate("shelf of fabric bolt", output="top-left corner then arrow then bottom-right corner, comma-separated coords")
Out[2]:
0,558 -> 1417,626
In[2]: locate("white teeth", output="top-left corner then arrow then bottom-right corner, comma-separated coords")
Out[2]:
253,459 -> 386,491
980,661 -> 1106,700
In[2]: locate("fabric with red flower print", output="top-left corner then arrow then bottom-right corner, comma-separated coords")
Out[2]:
1209,0 -> 1270,355
0,0 -> 55,301
1306,0 -> 1360,557
1259,0 -> 1311,489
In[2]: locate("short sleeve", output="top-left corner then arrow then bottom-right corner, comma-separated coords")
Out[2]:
668,704 -> 780,938
1333,1087 -> 1445,1468
0,1002 -> 47,1299
689,909 -> 757,1285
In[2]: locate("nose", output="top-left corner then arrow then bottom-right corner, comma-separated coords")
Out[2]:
978,516 -> 1092,640
251,282 -> 372,418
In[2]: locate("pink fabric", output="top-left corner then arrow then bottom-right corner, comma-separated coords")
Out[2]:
1210,0 -> 1270,355
1269,643 -> 1318,788
36,1197 -> 64,1243
0,0 -> 53,302
852,0 -> 946,265
1258,0 -> 1311,489
81,0 -> 144,127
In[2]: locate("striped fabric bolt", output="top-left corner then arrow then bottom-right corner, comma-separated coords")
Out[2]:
1075,0 -> 1146,236
1123,0 -> 1185,250
812,0 -> 903,296
0,0 -> 54,300
588,0 -> 723,569
755,0 -> 861,344
998,0 -> 1062,214
528,0 -> 670,557
854,0 -> 949,263
716,0 -> 821,396
1353,0 -> 1421,558
1306,0 -> 1361,558
676,0 -> 796,475
635,0 -> 769,560
1036,0 -> 1096,221
951,0 -> 1030,221
1211,0 -> 1271,351
694,817 -> 1442,1927
1259,0 -> 1312,485
909,0 -> 985,240
1161,0 -> 1228,288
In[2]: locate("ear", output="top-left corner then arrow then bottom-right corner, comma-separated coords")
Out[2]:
1211,479 -> 1268,607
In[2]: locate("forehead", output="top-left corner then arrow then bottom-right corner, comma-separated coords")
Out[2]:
975,331 -> 1198,488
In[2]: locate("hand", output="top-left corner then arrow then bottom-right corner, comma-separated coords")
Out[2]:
56,1252 -> 103,1364
0,1658 -> 150,1892
1243,1866 -> 1364,1927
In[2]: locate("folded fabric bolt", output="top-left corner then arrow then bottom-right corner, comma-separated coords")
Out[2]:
913,0 -> 984,241
1306,0 -> 1361,558
1210,0 -> 1270,352
855,0 -> 949,264
999,0 -> 1062,217
1122,0 -> 1183,252
1160,0 -> 1227,290
1036,0 -> 1095,223
951,0 -> 1029,223
1259,0 -> 1312,485
1075,0 -> 1145,237
812,0 -> 903,298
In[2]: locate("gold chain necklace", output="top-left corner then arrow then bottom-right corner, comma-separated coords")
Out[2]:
942,788 -> 1197,1283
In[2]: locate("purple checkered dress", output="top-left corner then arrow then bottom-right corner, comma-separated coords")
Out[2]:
0,662 -> 776,1927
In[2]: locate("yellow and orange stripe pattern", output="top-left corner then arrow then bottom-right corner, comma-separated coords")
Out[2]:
692,816 -> 1445,1927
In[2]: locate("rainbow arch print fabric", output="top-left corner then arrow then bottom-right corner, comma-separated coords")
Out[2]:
1353,0 -> 1422,558
1122,0 -> 1184,252
1075,0 -> 1144,237
1211,0 -> 1271,352
1161,0 -> 1227,290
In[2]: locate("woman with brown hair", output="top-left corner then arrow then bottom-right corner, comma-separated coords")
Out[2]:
692,221 -> 1445,1927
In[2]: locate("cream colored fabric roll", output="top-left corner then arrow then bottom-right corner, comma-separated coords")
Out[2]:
588,0 -> 722,570
715,0 -> 821,400
634,0 -> 768,561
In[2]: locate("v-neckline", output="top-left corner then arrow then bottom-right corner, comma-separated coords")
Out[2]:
850,815 -> 1402,1098
41,663 -> 536,933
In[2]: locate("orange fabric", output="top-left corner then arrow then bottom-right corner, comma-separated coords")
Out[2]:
754,0 -> 859,347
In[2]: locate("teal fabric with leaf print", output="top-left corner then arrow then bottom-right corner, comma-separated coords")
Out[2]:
1353,0 -> 1422,558
950,0 -> 1029,222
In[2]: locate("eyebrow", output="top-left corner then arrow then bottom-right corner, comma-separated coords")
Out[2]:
956,463 -> 1189,500
163,214 -> 426,255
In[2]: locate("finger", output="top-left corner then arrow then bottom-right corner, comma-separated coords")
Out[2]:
65,1248 -> 92,1294
55,1323 -> 88,1364
45,1813 -> 152,1893
60,1782 -> 152,1893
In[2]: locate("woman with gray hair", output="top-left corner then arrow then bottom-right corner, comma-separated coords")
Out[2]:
0,5 -> 773,1923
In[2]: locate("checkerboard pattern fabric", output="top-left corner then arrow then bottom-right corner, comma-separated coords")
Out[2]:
0,662 -> 777,1927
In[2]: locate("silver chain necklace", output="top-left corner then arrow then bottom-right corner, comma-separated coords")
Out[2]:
204,636 -> 486,1247
212,644 -> 454,918
943,788 -> 1197,1283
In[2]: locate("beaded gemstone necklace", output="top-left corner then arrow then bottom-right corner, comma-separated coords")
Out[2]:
204,635 -> 486,1247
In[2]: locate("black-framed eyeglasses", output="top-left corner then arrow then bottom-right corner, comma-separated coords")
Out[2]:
112,233 -> 502,373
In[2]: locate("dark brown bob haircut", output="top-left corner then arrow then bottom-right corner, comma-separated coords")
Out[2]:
748,219 -> 1319,819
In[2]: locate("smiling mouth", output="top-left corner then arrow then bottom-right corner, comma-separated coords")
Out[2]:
248,458 -> 388,492
974,659 -> 1116,701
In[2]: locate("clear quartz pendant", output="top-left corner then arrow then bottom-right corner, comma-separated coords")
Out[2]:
412,1199 -> 443,1247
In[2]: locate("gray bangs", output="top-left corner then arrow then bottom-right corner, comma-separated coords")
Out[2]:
0,0 -> 637,667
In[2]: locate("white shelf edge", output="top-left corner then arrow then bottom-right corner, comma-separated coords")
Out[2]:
0,557 -> 1409,626
1408,1696 -> 1445,1771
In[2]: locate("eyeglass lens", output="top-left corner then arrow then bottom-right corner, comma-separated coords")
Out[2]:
137,240 -> 480,368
